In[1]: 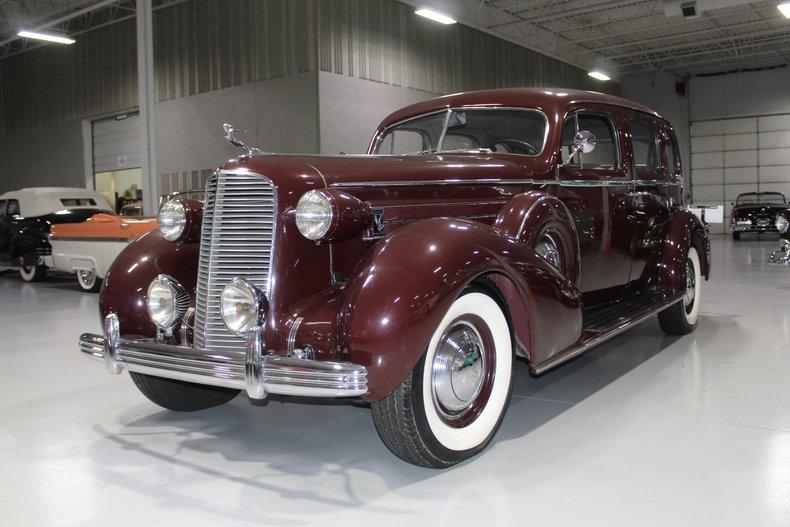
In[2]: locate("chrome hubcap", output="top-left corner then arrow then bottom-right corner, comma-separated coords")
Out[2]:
79,270 -> 96,286
535,234 -> 562,271
432,322 -> 486,420
683,258 -> 696,314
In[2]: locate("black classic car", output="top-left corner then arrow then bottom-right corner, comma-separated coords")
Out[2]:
0,187 -> 113,281
730,192 -> 790,240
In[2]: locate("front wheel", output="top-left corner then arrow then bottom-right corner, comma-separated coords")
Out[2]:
19,264 -> 47,282
658,246 -> 702,335
77,269 -> 102,292
371,288 -> 514,468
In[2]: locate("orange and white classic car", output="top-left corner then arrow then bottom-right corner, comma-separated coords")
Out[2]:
48,213 -> 157,291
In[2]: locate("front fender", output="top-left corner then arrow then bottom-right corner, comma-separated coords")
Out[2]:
338,217 -> 582,401
100,230 -> 199,339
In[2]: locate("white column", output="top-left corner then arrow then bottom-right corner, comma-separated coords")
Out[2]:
137,0 -> 157,214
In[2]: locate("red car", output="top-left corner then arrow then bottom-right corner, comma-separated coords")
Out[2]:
79,89 -> 710,467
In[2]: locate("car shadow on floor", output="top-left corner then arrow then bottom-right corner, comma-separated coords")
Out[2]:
88,317 -> 690,519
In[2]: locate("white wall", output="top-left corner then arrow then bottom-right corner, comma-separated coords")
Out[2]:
155,71 -> 320,178
689,67 -> 790,121
318,72 -> 440,155
0,119 -> 86,194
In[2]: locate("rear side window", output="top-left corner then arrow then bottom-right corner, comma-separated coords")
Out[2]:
0,200 -> 5,217
6,199 -> 19,217
562,114 -> 618,170
631,118 -> 659,173
666,128 -> 681,173
61,198 -> 97,207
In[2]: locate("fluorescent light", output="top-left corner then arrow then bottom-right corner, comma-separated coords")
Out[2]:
17,30 -> 75,45
588,70 -> 611,81
415,8 -> 457,25
779,2 -> 790,18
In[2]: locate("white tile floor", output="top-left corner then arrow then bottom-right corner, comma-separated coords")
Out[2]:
2,236 -> 790,526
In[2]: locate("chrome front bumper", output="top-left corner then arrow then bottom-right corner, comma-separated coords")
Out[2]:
79,314 -> 367,399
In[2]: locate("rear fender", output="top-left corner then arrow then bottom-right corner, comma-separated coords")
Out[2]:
338,217 -> 582,401
10,224 -> 49,266
494,191 -> 580,285
652,209 -> 710,295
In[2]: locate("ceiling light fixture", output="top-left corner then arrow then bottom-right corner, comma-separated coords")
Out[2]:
415,8 -> 457,25
778,2 -> 790,18
17,30 -> 75,45
588,71 -> 611,81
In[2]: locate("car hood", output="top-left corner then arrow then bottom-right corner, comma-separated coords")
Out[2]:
220,152 -> 552,194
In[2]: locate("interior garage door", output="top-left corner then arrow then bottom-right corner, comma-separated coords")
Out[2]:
92,113 -> 141,173
691,114 -> 790,234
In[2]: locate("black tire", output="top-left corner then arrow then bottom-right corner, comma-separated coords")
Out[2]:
732,232 -> 740,241
659,246 -> 701,336
371,287 -> 514,468
129,372 -> 240,412
19,264 -> 47,282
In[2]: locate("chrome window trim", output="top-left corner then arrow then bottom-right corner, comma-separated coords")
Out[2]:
369,106 -> 550,157
561,111 -> 622,173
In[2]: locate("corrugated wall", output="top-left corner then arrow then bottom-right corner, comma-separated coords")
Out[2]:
318,0 -> 619,96
153,0 -> 315,102
0,19 -> 137,134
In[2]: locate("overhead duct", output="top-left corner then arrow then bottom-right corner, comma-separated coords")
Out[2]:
663,0 -> 757,18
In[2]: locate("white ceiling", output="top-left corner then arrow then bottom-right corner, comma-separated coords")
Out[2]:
449,0 -> 790,78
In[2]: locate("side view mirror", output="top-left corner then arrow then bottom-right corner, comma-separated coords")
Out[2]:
562,130 -> 597,167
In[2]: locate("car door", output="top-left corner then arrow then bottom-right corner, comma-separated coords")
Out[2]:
627,116 -> 671,283
556,108 -> 633,294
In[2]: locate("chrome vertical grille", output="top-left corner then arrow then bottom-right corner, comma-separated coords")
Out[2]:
193,171 -> 276,357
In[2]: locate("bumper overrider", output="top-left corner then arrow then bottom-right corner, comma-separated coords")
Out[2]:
79,314 -> 368,399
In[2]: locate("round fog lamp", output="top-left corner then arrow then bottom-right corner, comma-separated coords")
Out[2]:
296,190 -> 333,241
158,200 -> 187,241
776,215 -> 789,234
146,275 -> 189,329
220,279 -> 262,335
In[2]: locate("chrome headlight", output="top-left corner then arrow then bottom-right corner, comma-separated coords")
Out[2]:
146,275 -> 189,330
220,279 -> 264,335
296,190 -> 334,241
158,200 -> 187,241
776,215 -> 789,233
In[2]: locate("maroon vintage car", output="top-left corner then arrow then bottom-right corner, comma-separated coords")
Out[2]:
79,89 -> 710,468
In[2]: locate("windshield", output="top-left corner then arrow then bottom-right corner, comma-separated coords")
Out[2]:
736,193 -> 786,205
374,108 -> 547,156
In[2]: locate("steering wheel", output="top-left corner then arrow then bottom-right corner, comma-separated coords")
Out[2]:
493,139 -> 539,155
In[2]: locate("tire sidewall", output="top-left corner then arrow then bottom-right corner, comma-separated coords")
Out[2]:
684,246 -> 702,326
411,289 -> 514,462
19,265 -> 42,282
77,270 -> 98,292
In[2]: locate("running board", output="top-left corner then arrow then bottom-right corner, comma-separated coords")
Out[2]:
532,293 -> 682,375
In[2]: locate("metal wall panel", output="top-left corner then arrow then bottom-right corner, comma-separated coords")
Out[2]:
318,0 -> 619,96
153,0 -> 315,102
0,19 -> 137,134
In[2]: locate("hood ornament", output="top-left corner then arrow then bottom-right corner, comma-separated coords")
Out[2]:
222,123 -> 263,155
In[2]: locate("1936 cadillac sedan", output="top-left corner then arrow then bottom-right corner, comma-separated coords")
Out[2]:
79,89 -> 710,468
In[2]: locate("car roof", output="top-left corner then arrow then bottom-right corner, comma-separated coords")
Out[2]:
377,88 -> 662,130
0,187 -> 111,217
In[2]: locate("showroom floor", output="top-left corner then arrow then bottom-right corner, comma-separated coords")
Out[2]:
1,236 -> 789,526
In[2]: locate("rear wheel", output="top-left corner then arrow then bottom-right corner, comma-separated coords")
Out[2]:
659,246 -> 702,335
19,264 -> 47,282
76,269 -> 102,292
732,232 -> 741,241
371,288 -> 514,468
129,372 -> 240,412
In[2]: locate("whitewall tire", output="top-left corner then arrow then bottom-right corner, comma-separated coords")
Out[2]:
659,246 -> 702,335
371,286 -> 514,468
77,269 -> 102,293
19,264 -> 47,282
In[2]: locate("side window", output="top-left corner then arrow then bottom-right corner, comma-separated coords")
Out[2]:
630,118 -> 659,173
561,113 -> 618,170
378,130 -> 424,155
666,128 -> 681,173
6,199 -> 20,217
0,201 -> 6,218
